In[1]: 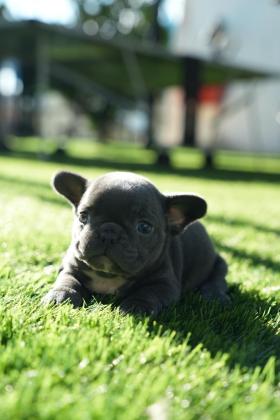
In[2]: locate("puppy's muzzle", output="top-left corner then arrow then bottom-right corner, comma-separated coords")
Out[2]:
77,222 -> 122,260
99,223 -> 121,246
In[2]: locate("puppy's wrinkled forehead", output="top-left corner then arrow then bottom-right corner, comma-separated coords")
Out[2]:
79,173 -> 163,219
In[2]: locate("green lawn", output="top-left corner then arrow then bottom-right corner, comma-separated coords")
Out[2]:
0,140 -> 279,419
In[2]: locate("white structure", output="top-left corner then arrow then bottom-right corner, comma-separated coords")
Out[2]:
170,0 -> 280,154
174,0 -> 280,74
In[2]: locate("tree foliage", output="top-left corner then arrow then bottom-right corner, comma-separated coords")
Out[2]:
74,0 -> 167,43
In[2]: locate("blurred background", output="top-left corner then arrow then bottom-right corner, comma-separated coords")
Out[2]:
0,0 -> 280,168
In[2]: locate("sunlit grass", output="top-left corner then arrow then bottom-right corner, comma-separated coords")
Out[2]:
0,139 -> 279,419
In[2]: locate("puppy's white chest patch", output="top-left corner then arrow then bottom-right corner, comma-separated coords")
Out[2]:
83,270 -> 127,295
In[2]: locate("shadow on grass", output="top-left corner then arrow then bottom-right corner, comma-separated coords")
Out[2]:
153,285 -> 280,373
96,285 -> 280,373
0,173 -> 64,207
0,173 -> 50,190
215,240 -> 280,272
1,149 -> 280,184
208,214 -> 280,237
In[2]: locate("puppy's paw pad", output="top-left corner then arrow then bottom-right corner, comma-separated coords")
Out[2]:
41,289 -> 83,308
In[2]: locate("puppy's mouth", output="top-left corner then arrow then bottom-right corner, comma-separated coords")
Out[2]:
79,255 -> 124,277
75,241 -> 139,276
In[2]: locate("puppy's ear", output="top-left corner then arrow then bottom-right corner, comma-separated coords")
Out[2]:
52,171 -> 88,207
165,193 -> 207,234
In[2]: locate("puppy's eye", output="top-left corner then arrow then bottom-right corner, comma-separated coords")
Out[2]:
78,211 -> 89,224
136,221 -> 153,235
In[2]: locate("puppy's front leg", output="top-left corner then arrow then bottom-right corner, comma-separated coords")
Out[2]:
119,278 -> 180,316
41,270 -> 87,308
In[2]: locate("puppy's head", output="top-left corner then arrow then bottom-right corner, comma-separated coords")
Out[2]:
53,171 -> 207,277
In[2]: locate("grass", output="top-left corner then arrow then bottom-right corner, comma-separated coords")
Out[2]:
0,139 -> 279,419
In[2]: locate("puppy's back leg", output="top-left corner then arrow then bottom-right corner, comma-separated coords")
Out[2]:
199,255 -> 231,304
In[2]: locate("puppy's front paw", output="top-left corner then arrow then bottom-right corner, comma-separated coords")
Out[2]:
119,298 -> 158,316
41,288 -> 83,308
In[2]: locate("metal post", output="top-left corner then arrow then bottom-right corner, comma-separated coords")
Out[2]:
0,95 -> 9,151
35,35 -> 49,139
182,57 -> 201,147
147,0 -> 162,150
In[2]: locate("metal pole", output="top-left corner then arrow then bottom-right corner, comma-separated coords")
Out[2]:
35,35 -> 49,139
147,0 -> 162,150
182,57 -> 201,147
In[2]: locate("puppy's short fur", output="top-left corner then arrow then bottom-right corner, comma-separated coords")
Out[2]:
42,171 -> 229,314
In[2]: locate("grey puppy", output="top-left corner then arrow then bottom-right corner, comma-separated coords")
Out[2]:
42,171 -> 229,314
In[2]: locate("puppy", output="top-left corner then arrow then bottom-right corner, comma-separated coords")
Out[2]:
42,171 -> 229,314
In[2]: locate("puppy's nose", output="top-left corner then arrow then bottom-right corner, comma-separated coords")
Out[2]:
100,223 -> 121,245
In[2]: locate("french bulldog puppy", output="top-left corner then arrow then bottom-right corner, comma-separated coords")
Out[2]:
42,171 -> 229,315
